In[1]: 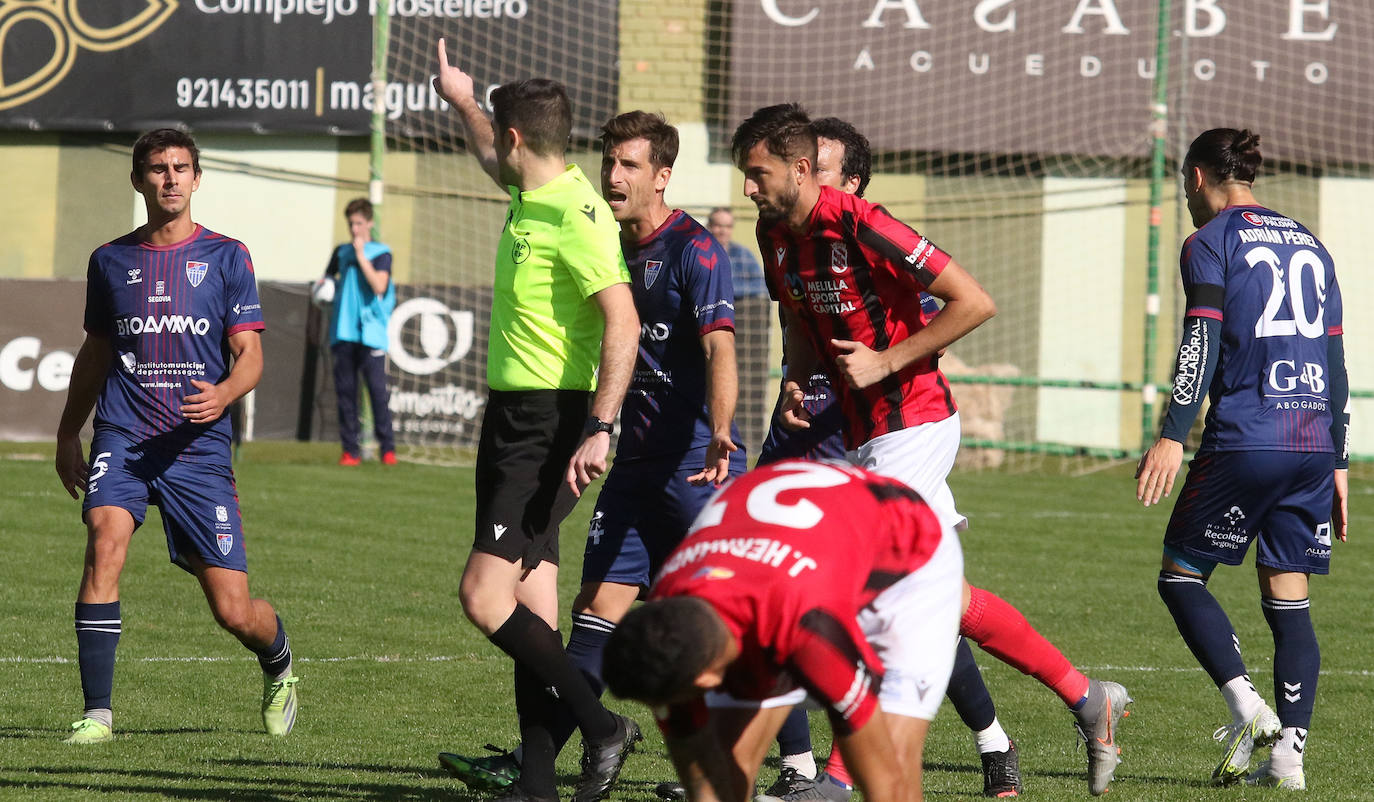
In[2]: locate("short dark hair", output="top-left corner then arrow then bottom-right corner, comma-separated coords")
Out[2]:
344,197 -> 373,220
708,207 -> 732,225
731,103 -> 817,171
603,597 -> 726,706
132,128 -> 200,176
812,117 -> 873,198
490,78 -> 572,157
1184,128 -> 1262,184
600,110 -> 679,169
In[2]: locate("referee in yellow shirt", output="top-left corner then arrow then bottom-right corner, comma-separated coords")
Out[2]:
434,39 -> 642,802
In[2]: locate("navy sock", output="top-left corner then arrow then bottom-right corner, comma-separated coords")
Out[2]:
565,611 -> 614,697
254,615 -> 293,678
75,601 -> 121,712
946,637 -> 998,731
1158,571 -> 1249,687
489,605 -> 616,742
550,612 -> 616,752
1262,597 -> 1319,730
777,705 -> 813,757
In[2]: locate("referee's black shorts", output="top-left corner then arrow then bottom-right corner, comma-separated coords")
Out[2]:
473,388 -> 591,570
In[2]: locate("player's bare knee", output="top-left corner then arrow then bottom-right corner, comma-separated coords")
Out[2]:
458,580 -> 510,634
209,600 -> 255,637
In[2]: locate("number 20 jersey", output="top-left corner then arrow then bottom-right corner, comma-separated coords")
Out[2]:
1180,205 -> 1342,454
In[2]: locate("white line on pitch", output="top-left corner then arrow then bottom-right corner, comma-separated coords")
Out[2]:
4,655 -> 1373,677
0,654 -> 501,665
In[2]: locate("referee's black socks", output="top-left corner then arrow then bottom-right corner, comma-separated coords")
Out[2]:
489,604 -> 617,741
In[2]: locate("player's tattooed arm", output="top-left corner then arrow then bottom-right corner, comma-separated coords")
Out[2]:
181,330 -> 262,424
55,335 -> 112,499
433,38 -> 501,186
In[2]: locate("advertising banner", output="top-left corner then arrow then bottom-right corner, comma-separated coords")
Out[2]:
728,0 -> 1372,165
1,0 -> 617,136
0,279 -> 86,441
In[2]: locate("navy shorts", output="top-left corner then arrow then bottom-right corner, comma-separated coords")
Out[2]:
581,457 -> 744,591
1164,450 -> 1335,574
758,375 -> 847,465
473,389 -> 590,570
83,430 -> 248,573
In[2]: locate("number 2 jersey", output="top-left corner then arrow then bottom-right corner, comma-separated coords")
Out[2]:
83,225 -> 266,462
650,460 -> 945,735
1174,206 -> 1344,455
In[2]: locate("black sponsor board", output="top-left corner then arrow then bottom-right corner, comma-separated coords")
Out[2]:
1,0 -> 617,137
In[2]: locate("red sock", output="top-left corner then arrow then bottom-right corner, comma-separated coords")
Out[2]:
961,586 -> 1090,707
824,744 -> 853,787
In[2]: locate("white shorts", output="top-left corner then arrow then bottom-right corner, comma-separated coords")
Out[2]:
705,525 -> 963,722
848,412 -> 967,532
860,524 -> 963,720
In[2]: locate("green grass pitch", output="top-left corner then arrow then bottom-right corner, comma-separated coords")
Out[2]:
2,441 -> 1371,800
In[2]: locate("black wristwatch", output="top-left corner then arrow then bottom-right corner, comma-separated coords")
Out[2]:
583,416 -> 614,437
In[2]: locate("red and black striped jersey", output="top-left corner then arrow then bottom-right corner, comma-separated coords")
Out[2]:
651,460 -> 945,736
757,186 -> 957,448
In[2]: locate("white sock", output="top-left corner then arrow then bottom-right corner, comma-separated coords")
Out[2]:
974,718 -> 1011,754
83,708 -> 113,729
1220,675 -> 1265,724
1269,727 -> 1307,775
781,752 -> 817,779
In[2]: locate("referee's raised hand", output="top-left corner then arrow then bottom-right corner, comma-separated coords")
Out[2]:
433,38 -> 474,107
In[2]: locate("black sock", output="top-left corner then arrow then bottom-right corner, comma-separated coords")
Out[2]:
253,615 -> 292,678
550,611 -> 616,752
75,601 -> 121,713
946,637 -> 998,732
489,605 -> 616,742
514,662 -> 558,799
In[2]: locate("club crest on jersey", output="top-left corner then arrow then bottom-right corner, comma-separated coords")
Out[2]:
1241,211 -> 1265,226
185,260 -> 208,287
644,260 -> 663,289
216,532 -> 233,555
830,242 -> 849,274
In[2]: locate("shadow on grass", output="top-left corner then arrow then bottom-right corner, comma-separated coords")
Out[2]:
924,759 -> 1214,793
1,763 -> 483,801
0,726 -> 215,740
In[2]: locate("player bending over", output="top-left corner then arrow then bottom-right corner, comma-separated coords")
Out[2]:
604,460 -> 965,802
